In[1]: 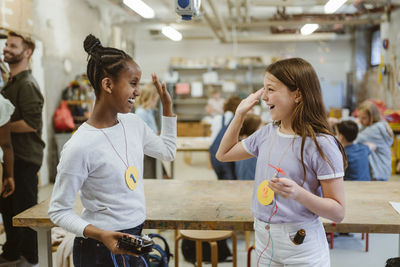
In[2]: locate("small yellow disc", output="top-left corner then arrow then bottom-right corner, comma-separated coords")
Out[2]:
125,166 -> 139,191
257,180 -> 274,206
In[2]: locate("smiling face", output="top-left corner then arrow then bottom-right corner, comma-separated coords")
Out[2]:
262,72 -> 299,126
109,60 -> 142,113
3,36 -> 30,65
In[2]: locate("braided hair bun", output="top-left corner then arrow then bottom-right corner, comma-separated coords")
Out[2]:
83,34 -> 102,55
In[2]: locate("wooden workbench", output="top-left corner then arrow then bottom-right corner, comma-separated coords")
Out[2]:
13,180 -> 400,267
177,137 -> 211,152
170,137 -> 212,178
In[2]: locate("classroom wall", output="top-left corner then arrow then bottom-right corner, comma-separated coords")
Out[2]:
382,8 -> 400,109
134,29 -> 353,110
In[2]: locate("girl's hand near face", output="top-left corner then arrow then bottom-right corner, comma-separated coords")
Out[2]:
152,73 -> 175,117
235,88 -> 264,118
269,177 -> 302,200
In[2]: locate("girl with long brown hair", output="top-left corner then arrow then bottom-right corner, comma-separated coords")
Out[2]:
217,58 -> 346,266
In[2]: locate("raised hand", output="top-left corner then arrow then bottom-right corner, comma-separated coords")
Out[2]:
235,88 -> 265,117
152,73 -> 174,117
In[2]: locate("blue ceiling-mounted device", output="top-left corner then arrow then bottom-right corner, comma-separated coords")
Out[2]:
176,0 -> 201,21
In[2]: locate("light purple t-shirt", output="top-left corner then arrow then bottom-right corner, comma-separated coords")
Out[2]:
242,123 -> 344,224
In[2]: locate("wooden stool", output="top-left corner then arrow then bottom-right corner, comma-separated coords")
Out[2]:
175,230 -> 237,267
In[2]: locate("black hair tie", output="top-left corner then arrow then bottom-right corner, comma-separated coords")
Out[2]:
88,41 -> 101,54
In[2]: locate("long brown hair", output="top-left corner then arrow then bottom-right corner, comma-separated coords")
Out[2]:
266,58 -> 347,185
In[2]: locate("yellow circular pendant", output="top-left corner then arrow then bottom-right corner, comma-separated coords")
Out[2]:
125,166 -> 139,191
257,180 -> 274,206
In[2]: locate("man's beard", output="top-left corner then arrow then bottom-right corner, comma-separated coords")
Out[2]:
3,51 -> 25,65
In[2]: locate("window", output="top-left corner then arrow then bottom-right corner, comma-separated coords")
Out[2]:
370,29 -> 381,66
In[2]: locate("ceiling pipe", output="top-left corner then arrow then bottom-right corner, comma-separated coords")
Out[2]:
200,6 -> 224,42
235,0 -> 241,22
205,0 -> 230,42
250,0 -> 387,6
226,0 -> 233,17
244,0 -> 251,23
231,18 -> 383,28
236,33 -> 352,43
153,32 -> 352,43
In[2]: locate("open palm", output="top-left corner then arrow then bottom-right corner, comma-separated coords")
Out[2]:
152,73 -> 174,116
235,88 -> 265,117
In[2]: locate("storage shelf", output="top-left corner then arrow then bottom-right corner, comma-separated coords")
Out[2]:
65,100 -> 94,105
170,64 -> 267,71
171,63 -> 266,122
174,98 -> 208,104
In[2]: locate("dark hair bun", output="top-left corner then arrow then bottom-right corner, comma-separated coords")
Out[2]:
83,34 -> 102,54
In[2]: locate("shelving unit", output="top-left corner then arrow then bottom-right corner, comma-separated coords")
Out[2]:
170,64 -> 266,122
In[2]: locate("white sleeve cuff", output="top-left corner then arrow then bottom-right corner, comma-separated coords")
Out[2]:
317,172 -> 344,180
161,116 -> 177,136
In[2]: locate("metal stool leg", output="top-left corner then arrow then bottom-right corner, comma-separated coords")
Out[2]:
247,245 -> 255,267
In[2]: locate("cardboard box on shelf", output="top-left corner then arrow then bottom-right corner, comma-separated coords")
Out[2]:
0,0 -> 33,36
177,122 -> 210,137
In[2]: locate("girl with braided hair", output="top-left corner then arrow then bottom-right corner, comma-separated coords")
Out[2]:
48,34 -> 177,266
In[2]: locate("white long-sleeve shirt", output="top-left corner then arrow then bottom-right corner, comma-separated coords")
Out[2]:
48,113 -> 177,237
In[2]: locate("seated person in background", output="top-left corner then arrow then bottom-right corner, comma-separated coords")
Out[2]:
356,100 -> 393,181
210,96 -> 242,144
235,114 -> 262,180
209,95 -> 242,180
336,120 -> 373,181
205,88 -> 225,117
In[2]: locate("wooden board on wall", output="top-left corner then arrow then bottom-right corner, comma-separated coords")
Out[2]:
0,0 -> 33,36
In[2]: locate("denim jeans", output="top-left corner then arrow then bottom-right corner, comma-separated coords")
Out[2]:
73,223 -> 145,267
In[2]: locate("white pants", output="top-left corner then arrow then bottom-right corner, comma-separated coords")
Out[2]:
254,217 -> 330,267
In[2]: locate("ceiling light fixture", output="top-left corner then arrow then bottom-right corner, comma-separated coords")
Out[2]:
123,0 -> 155,19
301,24 -> 319,35
162,26 -> 182,41
324,0 -> 348,14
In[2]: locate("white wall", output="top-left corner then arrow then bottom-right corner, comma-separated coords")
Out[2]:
134,30 -> 352,109
382,8 -> 400,109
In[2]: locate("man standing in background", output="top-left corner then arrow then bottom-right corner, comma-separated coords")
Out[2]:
0,31 -> 45,267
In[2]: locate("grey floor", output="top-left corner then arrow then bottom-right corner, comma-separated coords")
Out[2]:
3,151 -> 399,266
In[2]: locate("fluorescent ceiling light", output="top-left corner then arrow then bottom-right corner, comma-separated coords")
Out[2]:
162,26 -> 182,41
301,24 -> 319,35
324,0 -> 347,14
123,0 -> 155,19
